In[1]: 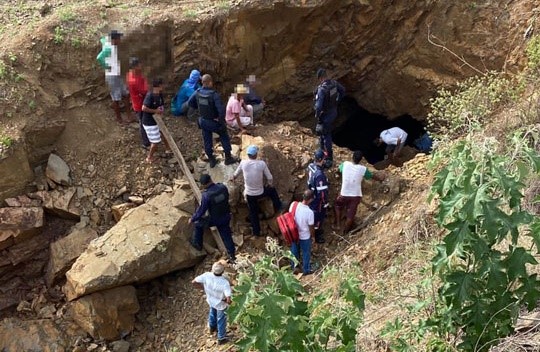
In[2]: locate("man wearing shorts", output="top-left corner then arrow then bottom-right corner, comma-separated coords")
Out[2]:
102,30 -> 130,124
334,151 -> 385,234
141,78 -> 167,163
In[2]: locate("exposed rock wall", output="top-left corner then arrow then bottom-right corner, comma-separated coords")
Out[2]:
172,0 -> 532,119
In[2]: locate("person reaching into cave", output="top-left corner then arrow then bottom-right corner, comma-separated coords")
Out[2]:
314,68 -> 345,169
374,126 -> 408,161
307,149 -> 329,244
225,84 -> 254,134
192,261 -> 232,345
187,74 -> 239,168
334,151 -> 385,234
126,57 -> 150,149
96,30 -> 131,125
231,145 -> 284,237
188,174 -> 236,263
141,78 -> 168,163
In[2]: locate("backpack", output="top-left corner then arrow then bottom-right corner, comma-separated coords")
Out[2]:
96,36 -> 111,69
276,202 -> 299,245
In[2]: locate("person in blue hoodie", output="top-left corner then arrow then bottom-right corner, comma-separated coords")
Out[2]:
172,69 -> 201,117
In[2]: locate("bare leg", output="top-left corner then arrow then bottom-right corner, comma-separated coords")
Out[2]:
112,101 -> 123,123
334,206 -> 342,232
146,143 -> 158,163
343,218 -> 354,234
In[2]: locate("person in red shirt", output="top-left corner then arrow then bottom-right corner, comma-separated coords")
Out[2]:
127,57 -> 150,148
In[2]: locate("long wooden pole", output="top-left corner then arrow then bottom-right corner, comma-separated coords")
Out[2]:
155,115 -> 227,254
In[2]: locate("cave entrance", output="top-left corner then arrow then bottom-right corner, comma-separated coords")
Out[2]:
333,97 -> 427,165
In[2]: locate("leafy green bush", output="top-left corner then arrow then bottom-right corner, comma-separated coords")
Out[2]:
526,34 -> 540,74
426,73 -> 514,141
431,130 -> 539,350
229,239 -> 365,351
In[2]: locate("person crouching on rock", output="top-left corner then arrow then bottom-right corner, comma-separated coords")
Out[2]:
188,174 -> 236,262
225,84 -> 254,134
141,78 -> 168,163
192,261 -> 232,345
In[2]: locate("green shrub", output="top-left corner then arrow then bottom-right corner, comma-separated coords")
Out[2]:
230,238 -> 365,351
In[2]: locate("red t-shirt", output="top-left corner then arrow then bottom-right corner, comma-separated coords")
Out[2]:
127,71 -> 148,112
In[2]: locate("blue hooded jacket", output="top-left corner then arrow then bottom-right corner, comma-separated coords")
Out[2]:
173,69 -> 201,115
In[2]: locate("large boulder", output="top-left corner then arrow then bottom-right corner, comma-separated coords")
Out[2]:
0,143 -> 33,204
69,286 -> 139,341
64,190 -> 205,301
0,207 -> 44,249
29,188 -> 80,220
0,318 -> 83,352
46,226 -> 98,287
45,153 -> 71,186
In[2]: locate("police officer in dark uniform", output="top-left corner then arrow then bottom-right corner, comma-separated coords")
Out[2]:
307,149 -> 330,243
188,74 -> 239,168
188,174 -> 236,261
314,68 -> 345,169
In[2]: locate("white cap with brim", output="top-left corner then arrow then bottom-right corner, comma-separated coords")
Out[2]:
212,262 -> 225,275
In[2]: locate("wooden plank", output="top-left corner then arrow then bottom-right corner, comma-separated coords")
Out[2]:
154,115 -> 227,254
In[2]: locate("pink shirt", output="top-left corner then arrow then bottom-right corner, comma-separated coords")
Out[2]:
225,95 -> 242,123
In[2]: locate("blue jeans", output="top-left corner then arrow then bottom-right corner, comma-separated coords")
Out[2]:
199,118 -> 232,159
246,186 -> 282,236
208,307 -> 227,340
290,239 -> 311,274
193,214 -> 236,259
319,111 -> 337,159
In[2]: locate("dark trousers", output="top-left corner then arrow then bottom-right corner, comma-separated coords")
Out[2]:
193,214 -> 235,259
199,118 -> 232,159
319,112 -> 337,159
310,200 -> 326,242
246,186 -> 282,236
137,111 -> 150,147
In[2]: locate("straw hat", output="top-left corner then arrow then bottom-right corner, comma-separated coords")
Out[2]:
235,84 -> 249,94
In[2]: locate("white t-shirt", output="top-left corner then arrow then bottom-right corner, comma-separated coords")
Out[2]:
194,272 -> 232,310
380,127 -> 407,146
291,202 -> 314,240
233,159 -> 273,196
340,161 -> 368,197
105,44 -> 121,76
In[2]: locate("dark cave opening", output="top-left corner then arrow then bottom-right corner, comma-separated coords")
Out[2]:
333,96 -> 427,165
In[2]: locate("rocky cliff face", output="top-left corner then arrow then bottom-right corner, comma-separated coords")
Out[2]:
172,0 -> 532,120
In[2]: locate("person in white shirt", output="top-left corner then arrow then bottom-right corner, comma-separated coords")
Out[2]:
375,127 -> 408,159
192,261 -> 232,345
231,145 -> 283,236
104,30 -> 130,125
334,151 -> 385,234
290,190 -> 315,275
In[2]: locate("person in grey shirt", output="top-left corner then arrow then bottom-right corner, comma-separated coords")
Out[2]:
231,145 -> 283,236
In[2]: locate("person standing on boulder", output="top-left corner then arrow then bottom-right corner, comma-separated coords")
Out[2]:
334,151 -> 385,234
188,174 -> 236,262
96,30 -> 130,124
141,78 -> 167,163
126,57 -> 150,149
307,149 -> 329,243
314,68 -> 345,168
188,74 -> 239,168
192,261 -> 232,345
231,145 -> 283,237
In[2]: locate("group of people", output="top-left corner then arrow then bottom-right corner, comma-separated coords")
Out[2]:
97,30 -> 412,346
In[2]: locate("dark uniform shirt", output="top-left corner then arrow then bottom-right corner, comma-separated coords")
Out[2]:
191,183 -> 230,224
187,87 -> 225,120
307,162 -> 329,210
314,79 -> 345,121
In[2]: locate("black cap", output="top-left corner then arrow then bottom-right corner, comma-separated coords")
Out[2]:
200,174 -> 212,186
316,68 -> 326,79
129,57 -> 140,69
110,30 -> 123,40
